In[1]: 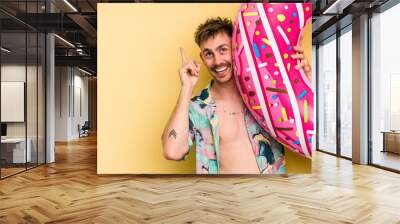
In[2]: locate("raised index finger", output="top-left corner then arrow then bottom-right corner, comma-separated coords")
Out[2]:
180,47 -> 188,64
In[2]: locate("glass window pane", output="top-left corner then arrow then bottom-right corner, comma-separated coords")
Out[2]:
38,32 -> 45,165
339,28 -> 352,158
1,31 -> 27,177
318,36 -> 337,154
312,45 -> 317,152
0,1 -> 46,179
371,4 -> 400,171
27,31 -> 38,169
26,0 -> 39,169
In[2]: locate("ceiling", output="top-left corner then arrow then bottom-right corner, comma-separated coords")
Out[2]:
0,0 -> 395,74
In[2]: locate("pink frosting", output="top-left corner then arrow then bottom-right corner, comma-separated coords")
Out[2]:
232,3 -> 314,158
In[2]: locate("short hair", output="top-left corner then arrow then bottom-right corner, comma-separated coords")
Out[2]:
194,17 -> 233,47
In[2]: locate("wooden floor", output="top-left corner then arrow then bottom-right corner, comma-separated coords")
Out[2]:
0,167 -> 26,178
1,163 -> 44,178
372,150 -> 400,171
0,134 -> 399,223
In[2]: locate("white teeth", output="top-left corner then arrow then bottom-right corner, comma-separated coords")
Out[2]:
215,66 -> 227,72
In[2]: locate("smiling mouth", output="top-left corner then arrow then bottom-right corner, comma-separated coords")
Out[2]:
215,66 -> 228,73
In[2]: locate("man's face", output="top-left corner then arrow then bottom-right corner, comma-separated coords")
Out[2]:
199,32 -> 233,84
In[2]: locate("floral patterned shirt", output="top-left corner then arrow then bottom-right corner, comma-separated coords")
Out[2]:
186,80 -> 286,174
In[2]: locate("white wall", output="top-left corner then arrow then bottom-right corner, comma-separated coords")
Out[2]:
72,72 -> 89,138
55,67 -> 89,141
55,67 -> 70,141
1,66 -> 26,135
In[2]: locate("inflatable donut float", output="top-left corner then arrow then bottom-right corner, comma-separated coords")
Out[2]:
232,3 -> 314,158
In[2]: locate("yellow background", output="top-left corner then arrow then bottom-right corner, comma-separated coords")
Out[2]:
98,3 -> 312,174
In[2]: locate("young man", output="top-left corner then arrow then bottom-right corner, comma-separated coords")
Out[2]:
161,17 -> 310,174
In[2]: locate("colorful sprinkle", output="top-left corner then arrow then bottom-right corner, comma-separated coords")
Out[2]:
266,87 -> 287,93
255,30 -> 260,35
274,102 -> 278,107
284,5 -> 289,10
305,6 -> 310,11
277,14 -> 286,22
258,62 -> 268,68
274,62 -> 279,67
288,45 -> 293,51
252,105 -> 261,110
277,117 -> 282,123
292,12 -> 297,17
265,53 -> 273,58
246,21 -> 251,26
274,71 -> 279,75
252,43 -> 260,58
272,80 -> 276,85
289,118 -> 294,124
261,44 -> 266,49
308,138 -> 312,143
287,63 -> 291,71
272,94 -> 278,100
294,140 -> 300,145
283,53 -> 289,59
298,90 -> 307,99
281,107 -> 288,121
287,27 -> 292,32
264,75 -> 269,80
244,12 -> 259,17
262,38 -> 270,46
276,127 -> 293,131
268,7 -> 274,13
304,100 -> 308,122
